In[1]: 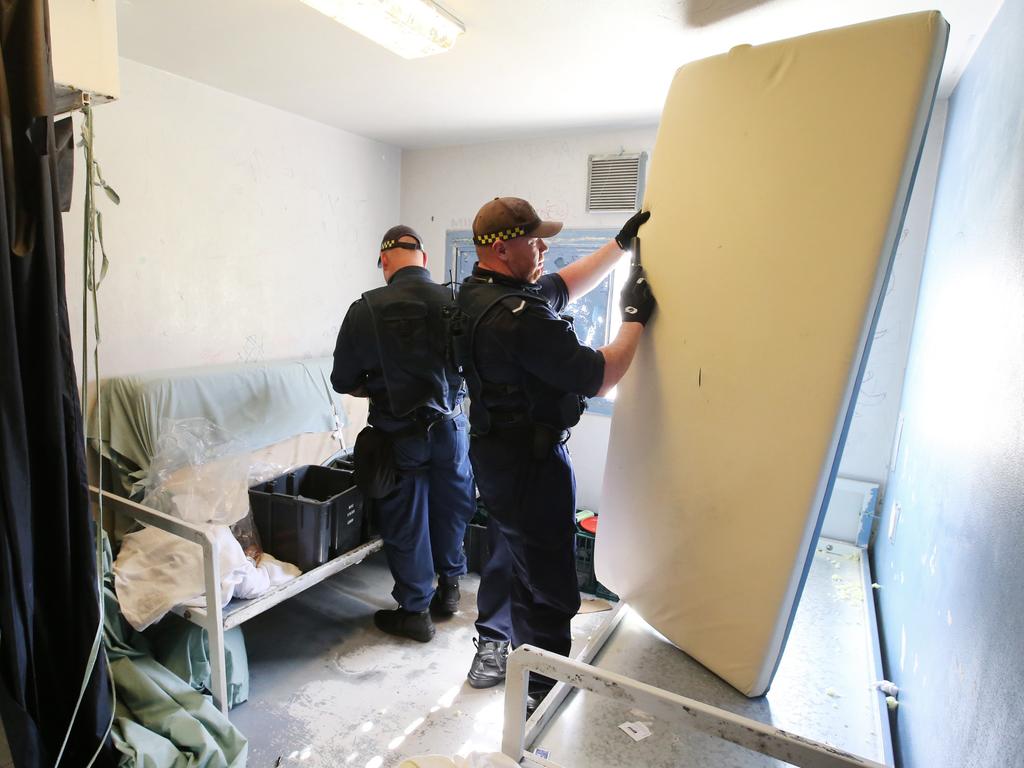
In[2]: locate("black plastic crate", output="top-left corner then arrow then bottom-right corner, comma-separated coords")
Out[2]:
328,454 -> 355,472
326,470 -> 363,558
327,454 -> 376,543
249,464 -> 363,572
575,529 -> 619,602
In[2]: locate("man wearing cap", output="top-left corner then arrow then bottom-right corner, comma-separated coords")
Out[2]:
454,198 -> 655,705
331,225 -> 476,643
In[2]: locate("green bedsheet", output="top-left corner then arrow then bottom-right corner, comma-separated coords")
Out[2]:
89,357 -> 344,496
104,538 -> 248,767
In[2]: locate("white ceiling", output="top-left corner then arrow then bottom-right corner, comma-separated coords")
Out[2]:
114,0 -> 1004,149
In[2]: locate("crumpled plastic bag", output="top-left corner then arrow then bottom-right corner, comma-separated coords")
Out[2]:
142,418 -> 285,527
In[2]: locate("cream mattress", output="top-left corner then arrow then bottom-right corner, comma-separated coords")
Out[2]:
596,11 -> 947,697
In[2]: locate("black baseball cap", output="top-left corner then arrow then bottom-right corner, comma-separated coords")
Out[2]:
378,225 -> 423,267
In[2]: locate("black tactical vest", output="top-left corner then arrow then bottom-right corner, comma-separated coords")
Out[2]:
453,277 -> 586,435
362,280 -> 462,419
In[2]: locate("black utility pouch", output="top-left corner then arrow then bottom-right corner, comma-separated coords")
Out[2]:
353,425 -> 399,499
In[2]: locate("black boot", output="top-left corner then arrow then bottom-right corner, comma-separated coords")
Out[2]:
374,608 -> 435,642
526,681 -> 553,717
526,690 -> 548,718
467,637 -> 510,688
430,575 -> 461,616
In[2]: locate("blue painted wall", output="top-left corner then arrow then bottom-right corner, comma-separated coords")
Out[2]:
871,1 -> 1024,766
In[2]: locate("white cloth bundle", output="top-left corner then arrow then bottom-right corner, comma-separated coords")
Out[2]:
113,524 -> 300,631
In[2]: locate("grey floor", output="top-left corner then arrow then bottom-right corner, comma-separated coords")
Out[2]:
0,542 -> 884,768
231,551 -> 610,767
532,542 -> 887,767
233,542 -> 886,768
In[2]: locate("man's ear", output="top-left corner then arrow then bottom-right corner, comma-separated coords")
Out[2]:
380,252 -> 390,271
491,239 -> 508,263
420,250 -> 428,267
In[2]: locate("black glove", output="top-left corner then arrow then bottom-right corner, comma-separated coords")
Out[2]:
615,210 -> 651,249
620,266 -> 656,325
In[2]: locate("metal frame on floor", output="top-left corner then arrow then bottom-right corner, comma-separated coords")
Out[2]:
89,486 -> 382,714
504,539 -> 895,768
502,631 -> 887,768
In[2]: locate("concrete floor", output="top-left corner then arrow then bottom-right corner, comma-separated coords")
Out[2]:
0,543 -> 884,768
532,543 -> 887,766
231,551 -> 609,767
232,542 -> 887,768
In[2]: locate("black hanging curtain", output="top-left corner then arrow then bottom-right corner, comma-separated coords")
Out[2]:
0,1 -> 113,766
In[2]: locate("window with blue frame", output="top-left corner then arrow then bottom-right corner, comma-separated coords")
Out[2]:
445,228 -> 619,416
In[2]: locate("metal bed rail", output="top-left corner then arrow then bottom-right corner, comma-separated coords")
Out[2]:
503,634 -> 889,768
89,486 -> 382,714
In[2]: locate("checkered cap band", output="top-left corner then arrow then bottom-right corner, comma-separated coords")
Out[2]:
472,225 -> 531,246
380,240 -> 421,251
379,225 -> 422,253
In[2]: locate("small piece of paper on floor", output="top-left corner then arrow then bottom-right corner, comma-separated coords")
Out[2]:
578,598 -> 612,614
618,721 -> 652,741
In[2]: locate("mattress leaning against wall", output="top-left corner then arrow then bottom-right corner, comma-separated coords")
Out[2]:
597,11 -> 948,697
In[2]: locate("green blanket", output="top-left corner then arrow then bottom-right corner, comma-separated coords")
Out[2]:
89,357 -> 344,496
103,539 -> 248,767
146,617 -> 249,710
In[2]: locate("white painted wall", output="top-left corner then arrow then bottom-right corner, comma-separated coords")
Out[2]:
64,58 -> 400,382
401,113 -> 947,512
835,101 -> 948,489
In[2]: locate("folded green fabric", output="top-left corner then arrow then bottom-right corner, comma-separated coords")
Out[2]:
102,535 -> 248,767
147,618 -> 249,709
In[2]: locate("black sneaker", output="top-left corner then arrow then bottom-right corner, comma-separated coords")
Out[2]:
373,608 -> 435,643
467,637 -> 509,688
430,575 -> 461,616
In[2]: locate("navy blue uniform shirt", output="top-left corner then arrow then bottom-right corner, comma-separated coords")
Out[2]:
469,265 -> 605,424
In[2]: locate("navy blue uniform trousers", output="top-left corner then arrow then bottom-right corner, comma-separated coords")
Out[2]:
470,429 -> 581,667
375,414 -> 476,613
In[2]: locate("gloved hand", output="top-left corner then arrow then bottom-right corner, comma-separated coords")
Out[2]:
620,266 -> 656,325
615,210 -> 651,249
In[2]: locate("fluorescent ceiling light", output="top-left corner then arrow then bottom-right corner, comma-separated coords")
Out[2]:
299,0 -> 465,59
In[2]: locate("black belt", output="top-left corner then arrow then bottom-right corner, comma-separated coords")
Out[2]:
387,407 -> 460,439
476,414 -> 570,458
424,408 -> 459,424
487,411 -> 530,428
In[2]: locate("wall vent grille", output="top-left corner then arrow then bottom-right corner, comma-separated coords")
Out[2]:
587,152 -> 647,212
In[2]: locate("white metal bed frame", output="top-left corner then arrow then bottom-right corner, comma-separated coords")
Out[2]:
89,486 -> 382,715
502,602 -> 888,768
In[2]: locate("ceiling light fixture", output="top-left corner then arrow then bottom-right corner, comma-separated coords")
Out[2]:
299,0 -> 465,59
